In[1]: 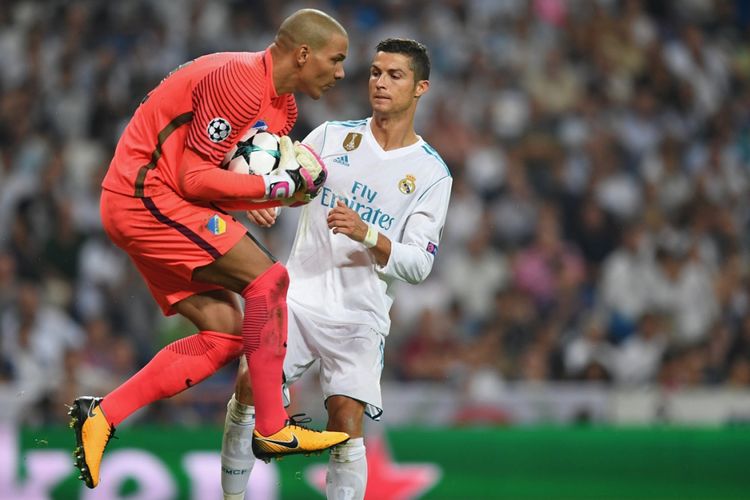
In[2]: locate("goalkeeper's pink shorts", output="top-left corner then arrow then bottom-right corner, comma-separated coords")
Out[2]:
100,188 -> 247,315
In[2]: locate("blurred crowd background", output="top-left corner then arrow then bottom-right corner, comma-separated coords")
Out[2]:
2,0 -> 750,427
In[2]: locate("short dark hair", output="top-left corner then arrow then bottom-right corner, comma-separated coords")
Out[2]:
375,38 -> 430,81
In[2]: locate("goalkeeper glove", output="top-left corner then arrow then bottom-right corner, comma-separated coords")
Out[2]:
262,136 -> 327,200
293,141 -> 327,197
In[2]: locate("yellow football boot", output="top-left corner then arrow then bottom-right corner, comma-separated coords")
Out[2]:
252,414 -> 349,463
68,397 -> 116,488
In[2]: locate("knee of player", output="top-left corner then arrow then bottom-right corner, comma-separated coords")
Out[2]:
267,261 -> 289,289
250,261 -> 289,291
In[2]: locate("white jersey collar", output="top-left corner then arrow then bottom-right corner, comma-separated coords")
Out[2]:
364,117 -> 424,159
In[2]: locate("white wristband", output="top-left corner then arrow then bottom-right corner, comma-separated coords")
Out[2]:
363,225 -> 378,248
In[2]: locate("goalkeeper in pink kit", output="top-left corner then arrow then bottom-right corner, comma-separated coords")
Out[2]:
69,9 -> 350,490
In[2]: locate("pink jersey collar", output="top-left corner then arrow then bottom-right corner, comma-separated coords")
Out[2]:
263,48 -> 279,99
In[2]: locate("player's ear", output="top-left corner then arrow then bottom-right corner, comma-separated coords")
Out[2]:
296,45 -> 310,67
414,79 -> 429,98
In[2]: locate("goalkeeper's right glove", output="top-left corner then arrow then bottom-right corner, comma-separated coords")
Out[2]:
262,136 -> 327,200
293,141 -> 328,197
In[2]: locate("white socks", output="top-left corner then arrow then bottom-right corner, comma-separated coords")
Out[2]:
326,437 -> 367,500
221,395 -> 256,500
221,397 -> 367,500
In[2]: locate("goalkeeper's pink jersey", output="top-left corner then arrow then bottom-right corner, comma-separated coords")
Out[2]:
102,49 -> 297,200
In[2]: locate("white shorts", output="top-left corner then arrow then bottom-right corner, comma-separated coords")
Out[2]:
283,302 -> 385,420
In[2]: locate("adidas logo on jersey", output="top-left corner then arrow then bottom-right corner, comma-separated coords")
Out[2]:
332,155 -> 350,167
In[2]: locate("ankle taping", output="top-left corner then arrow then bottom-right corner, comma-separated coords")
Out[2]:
228,394 -> 255,424
330,437 -> 366,463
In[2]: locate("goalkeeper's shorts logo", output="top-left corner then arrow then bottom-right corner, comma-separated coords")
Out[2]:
206,214 -> 227,235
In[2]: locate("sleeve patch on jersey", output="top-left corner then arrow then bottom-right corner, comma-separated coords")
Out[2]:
426,242 -> 438,256
206,117 -> 232,142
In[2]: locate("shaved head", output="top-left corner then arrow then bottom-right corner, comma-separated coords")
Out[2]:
275,9 -> 347,50
269,8 -> 348,97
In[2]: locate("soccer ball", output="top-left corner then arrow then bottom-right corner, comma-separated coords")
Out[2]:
223,129 -> 281,175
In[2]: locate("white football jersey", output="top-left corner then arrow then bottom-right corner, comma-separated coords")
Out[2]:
286,118 -> 452,334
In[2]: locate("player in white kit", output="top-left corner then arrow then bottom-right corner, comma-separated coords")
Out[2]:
221,38 -> 452,500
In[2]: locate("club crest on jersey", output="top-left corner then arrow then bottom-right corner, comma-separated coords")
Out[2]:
206,214 -> 227,235
207,117 -> 231,142
398,175 -> 416,195
343,132 -> 363,151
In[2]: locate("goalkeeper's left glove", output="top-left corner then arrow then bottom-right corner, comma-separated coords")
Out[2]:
262,137 -> 327,200
293,141 -> 327,197
279,143 -> 330,206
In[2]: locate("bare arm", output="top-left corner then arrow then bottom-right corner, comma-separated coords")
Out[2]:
245,207 -> 279,228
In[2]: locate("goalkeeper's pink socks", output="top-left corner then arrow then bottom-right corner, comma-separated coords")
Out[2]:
240,262 -> 290,436
100,330 -> 243,426
99,262 -> 290,434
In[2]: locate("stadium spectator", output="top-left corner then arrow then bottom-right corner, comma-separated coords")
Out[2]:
0,281 -> 84,414
563,312 -> 616,381
443,216 -> 509,323
612,311 -> 669,386
400,309 -> 463,382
